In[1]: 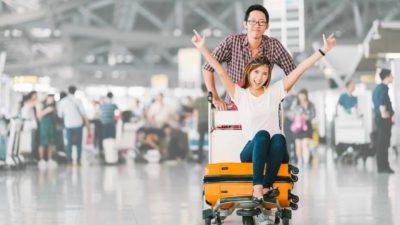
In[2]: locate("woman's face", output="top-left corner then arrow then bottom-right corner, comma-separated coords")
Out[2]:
248,64 -> 269,89
46,96 -> 54,104
298,93 -> 307,103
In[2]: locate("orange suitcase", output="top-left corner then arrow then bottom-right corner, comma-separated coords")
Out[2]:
203,163 -> 299,209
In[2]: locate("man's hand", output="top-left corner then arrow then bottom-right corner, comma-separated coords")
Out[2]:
213,98 -> 227,111
392,114 -> 395,124
191,30 -> 205,49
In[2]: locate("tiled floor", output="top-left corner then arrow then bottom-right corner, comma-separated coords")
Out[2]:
0,149 -> 399,225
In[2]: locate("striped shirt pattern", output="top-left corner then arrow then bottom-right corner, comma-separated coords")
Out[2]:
99,103 -> 118,124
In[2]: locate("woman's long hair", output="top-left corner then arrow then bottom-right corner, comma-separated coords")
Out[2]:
296,88 -> 310,106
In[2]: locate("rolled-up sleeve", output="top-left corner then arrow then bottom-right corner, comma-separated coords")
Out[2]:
272,39 -> 296,75
203,35 -> 232,72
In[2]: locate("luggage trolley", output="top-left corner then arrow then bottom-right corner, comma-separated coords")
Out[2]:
202,93 -> 299,225
5,118 -> 25,169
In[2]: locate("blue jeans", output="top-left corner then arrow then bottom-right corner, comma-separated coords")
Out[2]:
66,126 -> 83,162
0,136 -> 7,160
240,130 -> 289,188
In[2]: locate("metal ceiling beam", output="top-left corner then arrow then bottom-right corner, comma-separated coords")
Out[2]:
307,1 -> 349,40
351,0 -> 363,38
135,3 -> 166,31
0,0 -> 88,27
60,25 -> 222,49
78,7 -> 110,27
87,0 -> 113,11
187,2 -> 233,33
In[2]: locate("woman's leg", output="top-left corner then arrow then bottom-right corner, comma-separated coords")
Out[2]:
47,144 -> 54,160
38,145 -> 45,160
240,130 -> 270,198
295,138 -> 302,164
263,134 -> 289,189
301,138 -> 310,164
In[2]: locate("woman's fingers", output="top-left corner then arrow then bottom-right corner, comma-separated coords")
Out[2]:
193,29 -> 201,39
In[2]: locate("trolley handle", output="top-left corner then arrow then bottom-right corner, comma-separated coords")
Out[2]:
207,92 -> 215,108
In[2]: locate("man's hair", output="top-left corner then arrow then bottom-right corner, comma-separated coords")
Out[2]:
379,69 -> 391,81
27,91 -> 37,100
106,92 -> 114,99
345,80 -> 354,88
244,4 -> 269,23
68,85 -> 77,95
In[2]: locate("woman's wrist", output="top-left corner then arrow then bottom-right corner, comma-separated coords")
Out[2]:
320,46 -> 329,54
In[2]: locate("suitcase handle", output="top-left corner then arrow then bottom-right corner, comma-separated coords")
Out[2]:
221,167 -> 229,170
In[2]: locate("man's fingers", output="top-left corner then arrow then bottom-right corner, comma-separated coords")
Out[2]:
193,29 -> 200,38
328,33 -> 335,39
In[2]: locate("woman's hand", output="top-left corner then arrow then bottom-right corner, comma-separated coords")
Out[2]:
191,29 -> 205,49
321,33 -> 336,54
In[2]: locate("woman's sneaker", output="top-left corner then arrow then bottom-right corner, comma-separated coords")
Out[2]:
38,160 -> 47,170
48,160 -> 58,169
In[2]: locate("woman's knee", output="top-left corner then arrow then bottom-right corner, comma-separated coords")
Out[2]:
254,130 -> 271,142
270,134 -> 287,151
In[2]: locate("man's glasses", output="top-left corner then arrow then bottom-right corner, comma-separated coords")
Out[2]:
251,57 -> 271,65
247,20 -> 267,26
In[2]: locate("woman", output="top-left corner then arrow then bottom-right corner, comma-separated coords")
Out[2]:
37,94 -> 58,169
291,89 -> 316,167
191,30 -> 336,201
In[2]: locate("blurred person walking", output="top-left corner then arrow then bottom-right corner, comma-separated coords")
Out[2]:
291,89 -> 316,168
193,84 -> 209,163
37,94 -> 58,170
337,80 -> 358,115
58,86 -> 90,165
99,92 -> 118,140
20,91 -> 39,160
372,69 -> 395,174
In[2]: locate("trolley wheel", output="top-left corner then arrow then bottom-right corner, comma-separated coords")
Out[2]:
291,175 -> 298,182
288,164 -> 299,174
290,202 -> 298,210
289,193 -> 299,203
242,216 -> 255,225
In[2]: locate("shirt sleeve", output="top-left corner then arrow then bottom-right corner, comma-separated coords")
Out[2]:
338,94 -> 344,106
232,85 -> 245,107
378,89 -> 386,106
77,100 -> 86,116
271,38 -> 296,75
202,35 -> 233,72
269,80 -> 287,103
57,102 -> 64,118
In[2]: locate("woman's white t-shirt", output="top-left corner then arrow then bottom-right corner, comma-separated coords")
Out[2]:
232,80 -> 287,142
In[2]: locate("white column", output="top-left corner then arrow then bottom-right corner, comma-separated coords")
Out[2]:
391,59 -> 400,147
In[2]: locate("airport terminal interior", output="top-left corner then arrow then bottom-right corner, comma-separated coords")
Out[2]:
0,0 -> 400,225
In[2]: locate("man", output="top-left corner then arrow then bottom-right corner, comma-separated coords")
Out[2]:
147,93 -> 176,128
203,4 -> 296,110
193,83 -> 209,163
372,69 -> 395,173
58,86 -> 90,165
338,80 -> 358,115
99,92 -> 118,140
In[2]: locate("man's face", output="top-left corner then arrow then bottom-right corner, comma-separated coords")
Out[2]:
244,10 -> 268,39
347,82 -> 355,93
387,74 -> 394,84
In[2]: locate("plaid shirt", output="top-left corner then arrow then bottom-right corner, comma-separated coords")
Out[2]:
203,34 -> 296,100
